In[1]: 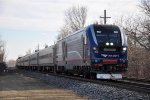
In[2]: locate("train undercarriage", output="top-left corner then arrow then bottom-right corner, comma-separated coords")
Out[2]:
17,64 -> 127,80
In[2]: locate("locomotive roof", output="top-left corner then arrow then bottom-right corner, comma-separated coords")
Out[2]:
19,45 -> 54,59
57,24 -> 120,42
93,24 -> 120,30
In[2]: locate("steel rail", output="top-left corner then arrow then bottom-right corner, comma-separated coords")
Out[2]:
21,70 -> 150,94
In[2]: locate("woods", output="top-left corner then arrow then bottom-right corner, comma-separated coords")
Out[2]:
116,0 -> 150,79
58,6 -> 87,39
0,39 -> 6,73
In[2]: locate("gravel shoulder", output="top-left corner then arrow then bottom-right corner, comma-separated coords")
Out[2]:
23,71 -> 150,100
0,72 -> 87,100
1,70 -> 150,100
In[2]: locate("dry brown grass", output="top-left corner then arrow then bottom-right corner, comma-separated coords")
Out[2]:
0,73 -> 87,100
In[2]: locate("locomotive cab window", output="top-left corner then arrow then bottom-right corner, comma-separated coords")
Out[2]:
94,25 -> 122,47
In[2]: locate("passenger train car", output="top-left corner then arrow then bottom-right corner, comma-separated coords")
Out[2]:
16,24 -> 128,79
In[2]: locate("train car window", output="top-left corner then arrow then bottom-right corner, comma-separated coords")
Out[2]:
97,31 -> 102,33
114,31 -> 118,33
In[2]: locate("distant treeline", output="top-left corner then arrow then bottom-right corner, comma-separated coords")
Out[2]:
0,62 -> 7,73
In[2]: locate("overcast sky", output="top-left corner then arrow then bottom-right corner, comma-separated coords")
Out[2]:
0,0 -> 140,61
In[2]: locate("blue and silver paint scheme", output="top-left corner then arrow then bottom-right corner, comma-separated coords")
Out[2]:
85,24 -> 128,74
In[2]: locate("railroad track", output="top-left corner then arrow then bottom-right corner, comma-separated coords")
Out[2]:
123,77 -> 150,84
112,80 -> 150,94
47,73 -> 150,94
22,70 -> 150,94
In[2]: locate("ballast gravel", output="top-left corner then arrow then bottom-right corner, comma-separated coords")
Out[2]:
23,71 -> 150,100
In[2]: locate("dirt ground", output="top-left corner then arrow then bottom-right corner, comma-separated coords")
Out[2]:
0,72 -> 87,100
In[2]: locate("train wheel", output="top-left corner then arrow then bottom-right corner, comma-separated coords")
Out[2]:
90,73 -> 96,79
83,72 -> 89,78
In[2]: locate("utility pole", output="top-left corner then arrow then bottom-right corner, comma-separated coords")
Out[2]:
37,44 -> 39,51
35,44 -> 39,52
100,10 -> 111,24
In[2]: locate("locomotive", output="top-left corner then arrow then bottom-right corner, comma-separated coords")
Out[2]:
16,24 -> 128,79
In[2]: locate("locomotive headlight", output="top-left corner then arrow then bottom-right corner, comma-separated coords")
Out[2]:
110,43 -> 113,46
123,47 -> 127,51
106,42 -> 109,46
93,47 -> 97,50
95,59 -> 98,63
93,47 -> 99,53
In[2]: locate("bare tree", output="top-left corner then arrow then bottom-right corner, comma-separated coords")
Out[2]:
26,49 -> 31,55
139,0 -> 150,17
58,24 -> 71,39
0,37 -> 7,73
0,40 -> 6,62
116,0 -> 150,51
115,0 -> 150,79
58,6 -> 87,39
124,18 -> 150,50
65,6 -> 87,32
7,59 -> 16,67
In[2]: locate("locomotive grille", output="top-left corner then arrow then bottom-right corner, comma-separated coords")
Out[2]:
99,47 -> 122,52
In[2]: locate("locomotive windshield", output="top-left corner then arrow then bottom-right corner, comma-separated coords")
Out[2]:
94,25 -> 122,46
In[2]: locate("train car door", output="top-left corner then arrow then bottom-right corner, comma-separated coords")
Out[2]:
83,35 -> 87,63
53,45 -> 57,65
62,41 -> 65,61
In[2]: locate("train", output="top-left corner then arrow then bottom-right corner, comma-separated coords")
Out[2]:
16,24 -> 128,79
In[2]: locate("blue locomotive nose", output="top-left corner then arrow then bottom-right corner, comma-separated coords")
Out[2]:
91,44 -> 128,73
89,24 -> 128,73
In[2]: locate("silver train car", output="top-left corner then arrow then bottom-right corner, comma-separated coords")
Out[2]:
17,45 -> 55,72
38,45 -> 55,71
